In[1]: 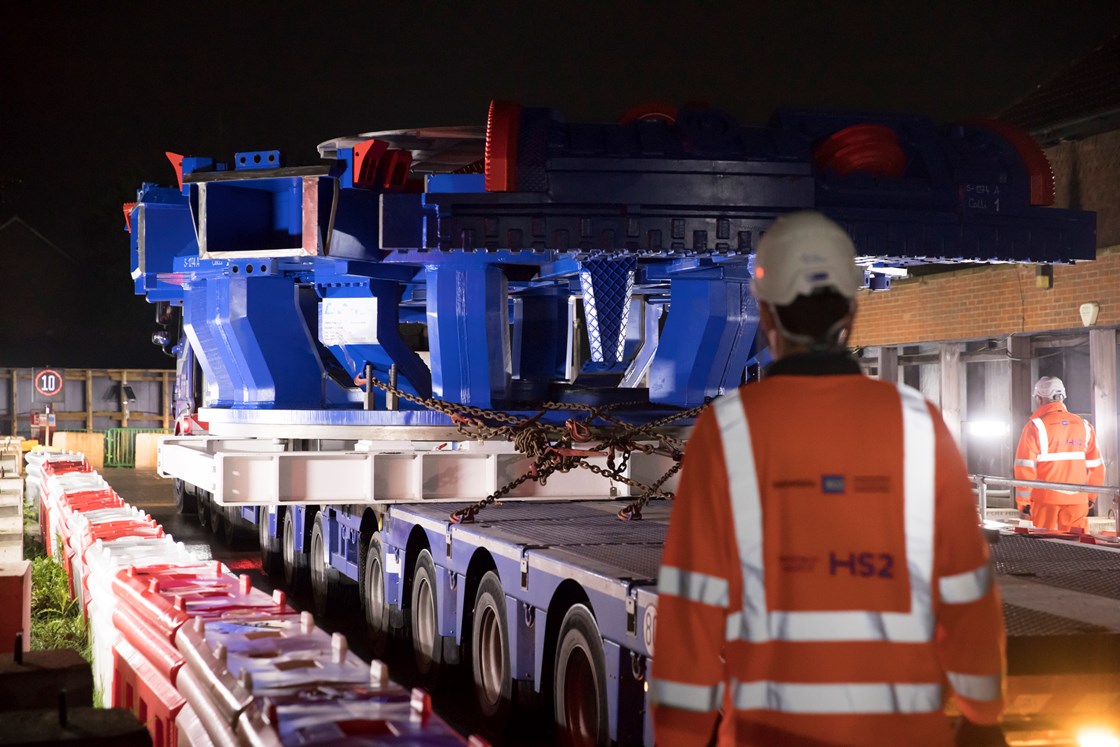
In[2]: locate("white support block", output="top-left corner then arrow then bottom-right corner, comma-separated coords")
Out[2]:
161,434 -> 681,507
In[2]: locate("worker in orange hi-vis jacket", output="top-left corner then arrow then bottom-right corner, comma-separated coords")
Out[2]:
1013,376 -> 1105,532
650,211 -> 1006,747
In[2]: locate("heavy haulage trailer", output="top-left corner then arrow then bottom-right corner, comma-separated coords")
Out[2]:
125,100 -> 1118,745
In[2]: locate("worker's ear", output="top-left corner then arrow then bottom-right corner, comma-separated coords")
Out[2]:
759,303 -> 777,336
837,299 -> 857,345
833,297 -> 855,347
758,303 -> 784,358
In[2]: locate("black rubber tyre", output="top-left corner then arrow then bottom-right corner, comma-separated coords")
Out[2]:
310,512 -> 347,616
360,532 -> 391,657
209,499 -> 226,537
218,503 -> 239,547
197,491 -> 211,529
258,508 -> 284,577
172,478 -> 197,515
282,509 -> 310,591
410,549 -> 443,679
553,604 -> 610,747
472,571 -> 513,724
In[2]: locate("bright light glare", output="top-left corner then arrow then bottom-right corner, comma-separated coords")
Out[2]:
966,420 -> 1010,438
1078,727 -> 1120,747
859,263 -> 909,277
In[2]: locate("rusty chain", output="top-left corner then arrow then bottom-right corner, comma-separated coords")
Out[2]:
358,374 -> 706,523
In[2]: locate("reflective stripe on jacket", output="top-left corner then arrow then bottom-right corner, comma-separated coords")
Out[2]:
651,376 -> 1005,747
1014,402 -> 1105,508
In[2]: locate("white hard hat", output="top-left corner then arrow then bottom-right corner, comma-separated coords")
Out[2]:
1034,376 -> 1066,400
750,211 -> 863,305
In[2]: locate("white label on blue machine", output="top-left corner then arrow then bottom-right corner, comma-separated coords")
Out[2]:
320,297 -> 379,345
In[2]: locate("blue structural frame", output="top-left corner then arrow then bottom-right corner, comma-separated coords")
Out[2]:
426,262 -> 512,408
125,102 -> 1097,413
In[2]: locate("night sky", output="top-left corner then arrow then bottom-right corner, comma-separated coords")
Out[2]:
3,2 -> 1118,367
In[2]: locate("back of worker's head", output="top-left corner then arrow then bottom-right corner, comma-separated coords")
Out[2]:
751,211 -> 862,347
1034,376 -> 1066,403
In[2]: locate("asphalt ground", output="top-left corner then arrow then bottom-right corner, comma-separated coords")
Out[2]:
102,468 -> 551,746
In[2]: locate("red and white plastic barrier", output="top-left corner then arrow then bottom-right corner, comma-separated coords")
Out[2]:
42,451 -> 476,747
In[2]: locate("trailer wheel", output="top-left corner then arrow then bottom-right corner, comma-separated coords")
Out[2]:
410,549 -> 443,679
172,478 -> 197,514
472,571 -> 513,723
218,504 -> 240,547
258,508 -> 283,577
210,500 -> 226,538
282,509 -> 310,590
310,512 -> 347,616
553,604 -> 609,747
361,532 -> 390,657
197,491 -> 211,529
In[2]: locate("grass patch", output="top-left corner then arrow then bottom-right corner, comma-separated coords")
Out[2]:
23,506 -> 45,560
21,489 -> 90,661
30,555 -> 90,662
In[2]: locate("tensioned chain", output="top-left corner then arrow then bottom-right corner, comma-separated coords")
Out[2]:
359,374 -> 706,523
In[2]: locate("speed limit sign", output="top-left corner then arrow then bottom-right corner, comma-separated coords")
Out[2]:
33,368 -> 64,401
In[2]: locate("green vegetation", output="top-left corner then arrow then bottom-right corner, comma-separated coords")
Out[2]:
29,554 -> 91,661
23,494 -> 90,661
23,504 -> 44,558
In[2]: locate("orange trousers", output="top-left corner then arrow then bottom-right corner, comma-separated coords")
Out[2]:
1031,503 -> 1090,532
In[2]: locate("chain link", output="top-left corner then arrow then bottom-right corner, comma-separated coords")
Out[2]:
359,374 -> 706,523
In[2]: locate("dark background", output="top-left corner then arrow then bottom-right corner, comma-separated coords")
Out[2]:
3,1 -> 1118,368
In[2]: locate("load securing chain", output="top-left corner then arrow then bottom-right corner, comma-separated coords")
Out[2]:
358,373 -> 708,523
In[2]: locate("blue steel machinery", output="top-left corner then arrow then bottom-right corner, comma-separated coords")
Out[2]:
128,102 -> 1091,416
125,102 -> 1100,746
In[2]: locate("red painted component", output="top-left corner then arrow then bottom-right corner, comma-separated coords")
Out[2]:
165,152 -> 185,190
963,119 -> 1056,206
122,202 -> 137,233
175,414 -> 209,436
353,139 -> 390,187
813,123 -> 907,178
485,100 -> 521,192
410,687 -> 432,720
619,102 -> 679,125
380,149 -> 413,189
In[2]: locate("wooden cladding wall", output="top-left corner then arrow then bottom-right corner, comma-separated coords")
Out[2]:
0,368 -> 174,437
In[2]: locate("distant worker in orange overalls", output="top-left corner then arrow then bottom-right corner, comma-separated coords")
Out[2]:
650,211 -> 1006,746
1013,376 -> 1105,532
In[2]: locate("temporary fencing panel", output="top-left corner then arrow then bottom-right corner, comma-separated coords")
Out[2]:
105,428 -> 172,468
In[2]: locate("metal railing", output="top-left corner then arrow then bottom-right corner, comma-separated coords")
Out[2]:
104,427 -> 171,468
970,474 -> 1120,522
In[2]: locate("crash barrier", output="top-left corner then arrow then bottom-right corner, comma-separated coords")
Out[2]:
105,428 -> 172,469
0,440 -> 22,561
33,447 -> 485,747
0,437 -> 21,473
971,474 -> 1120,542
